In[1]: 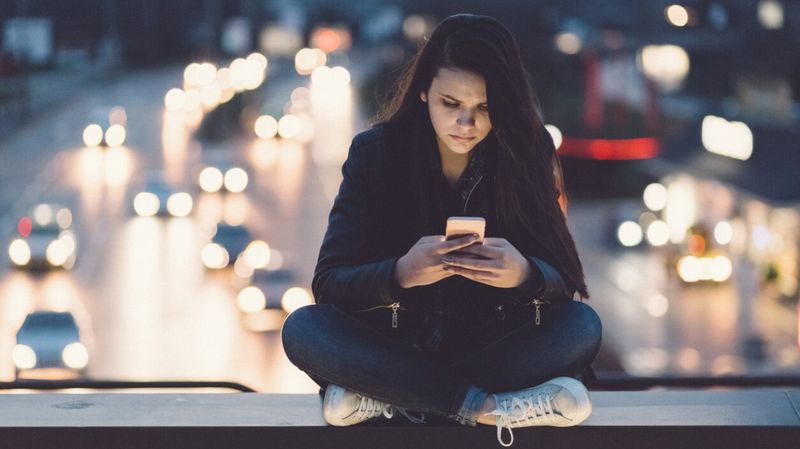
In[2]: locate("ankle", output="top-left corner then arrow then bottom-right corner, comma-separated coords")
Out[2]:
475,394 -> 497,425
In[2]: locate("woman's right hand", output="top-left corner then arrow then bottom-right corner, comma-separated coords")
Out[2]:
394,234 -> 481,289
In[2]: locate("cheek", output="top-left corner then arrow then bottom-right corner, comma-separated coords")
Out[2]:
428,106 -> 451,129
479,116 -> 492,136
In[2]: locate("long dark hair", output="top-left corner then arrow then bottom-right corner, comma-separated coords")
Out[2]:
377,14 -> 588,298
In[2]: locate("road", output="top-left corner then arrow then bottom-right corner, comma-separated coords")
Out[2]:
0,50 -> 797,392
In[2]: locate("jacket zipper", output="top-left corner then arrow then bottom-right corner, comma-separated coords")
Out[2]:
462,175 -> 483,214
532,299 -> 548,326
354,301 -> 404,329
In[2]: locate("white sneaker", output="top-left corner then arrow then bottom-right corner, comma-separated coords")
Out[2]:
323,384 -> 395,426
487,377 -> 592,447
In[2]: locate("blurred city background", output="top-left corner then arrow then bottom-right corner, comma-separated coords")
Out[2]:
1,0 -> 799,392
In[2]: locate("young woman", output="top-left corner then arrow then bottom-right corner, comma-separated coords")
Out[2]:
282,14 -> 602,447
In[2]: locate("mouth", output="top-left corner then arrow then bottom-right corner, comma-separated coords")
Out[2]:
449,134 -> 476,142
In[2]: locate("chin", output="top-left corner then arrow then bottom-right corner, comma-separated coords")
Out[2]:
450,141 -> 479,154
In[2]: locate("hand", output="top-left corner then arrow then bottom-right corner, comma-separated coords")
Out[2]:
440,237 -> 531,288
395,234 -> 481,288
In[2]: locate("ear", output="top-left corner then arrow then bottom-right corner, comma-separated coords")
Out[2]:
419,91 -> 428,103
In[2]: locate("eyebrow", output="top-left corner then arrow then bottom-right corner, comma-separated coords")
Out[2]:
438,93 -> 488,105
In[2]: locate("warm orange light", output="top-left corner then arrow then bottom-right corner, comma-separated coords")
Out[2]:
312,28 -> 342,53
687,234 -> 706,256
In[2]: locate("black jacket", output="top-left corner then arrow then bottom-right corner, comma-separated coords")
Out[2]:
312,124 -> 573,349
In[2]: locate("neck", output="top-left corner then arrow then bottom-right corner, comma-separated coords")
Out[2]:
437,139 -> 470,185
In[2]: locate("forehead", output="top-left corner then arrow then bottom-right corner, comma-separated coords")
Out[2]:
430,67 -> 487,101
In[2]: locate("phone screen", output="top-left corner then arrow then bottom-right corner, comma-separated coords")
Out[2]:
445,216 -> 486,241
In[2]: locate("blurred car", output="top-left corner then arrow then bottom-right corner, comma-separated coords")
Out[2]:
132,173 -> 193,217
235,268 -> 297,313
236,269 -> 314,333
196,148 -> 249,194
7,203 -> 77,270
82,105 -> 127,148
673,225 -> 733,284
13,311 -> 89,379
201,223 -> 261,269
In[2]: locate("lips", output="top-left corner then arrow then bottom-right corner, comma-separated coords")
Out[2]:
449,134 -> 476,142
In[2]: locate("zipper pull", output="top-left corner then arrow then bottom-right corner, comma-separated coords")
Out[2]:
534,300 -> 542,326
391,302 -> 400,329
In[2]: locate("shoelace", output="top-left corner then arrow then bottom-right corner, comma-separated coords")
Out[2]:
393,407 -> 426,424
352,395 -> 395,421
489,393 -> 555,447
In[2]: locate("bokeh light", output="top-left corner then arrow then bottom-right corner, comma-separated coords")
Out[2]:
281,287 -> 313,314
617,221 -> 643,247
199,167 -> 224,193
83,124 -> 104,147
255,115 -> 279,139
237,286 -> 267,313
224,168 -> 249,193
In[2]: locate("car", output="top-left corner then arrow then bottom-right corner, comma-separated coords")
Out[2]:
7,203 -> 77,270
132,173 -> 193,217
82,105 -> 127,148
235,268 -> 297,313
673,225 -> 733,284
196,148 -> 249,194
201,223 -> 261,270
12,311 -> 89,379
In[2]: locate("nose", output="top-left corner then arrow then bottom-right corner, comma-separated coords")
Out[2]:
456,108 -> 475,127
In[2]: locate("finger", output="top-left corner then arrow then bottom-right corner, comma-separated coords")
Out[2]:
436,234 -> 480,254
442,254 -> 499,270
420,235 -> 445,243
481,237 -> 508,247
443,265 -> 497,280
456,242 -> 499,259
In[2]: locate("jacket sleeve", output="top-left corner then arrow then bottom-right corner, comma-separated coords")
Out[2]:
311,134 -> 400,311
509,256 -> 573,304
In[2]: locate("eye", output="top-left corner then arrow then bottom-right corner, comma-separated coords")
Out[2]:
441,100 -> 458,108
478,104 -> 489,112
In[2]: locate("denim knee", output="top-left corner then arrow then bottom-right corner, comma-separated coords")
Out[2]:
281,304 -> 321,366
568,301 -> 603,364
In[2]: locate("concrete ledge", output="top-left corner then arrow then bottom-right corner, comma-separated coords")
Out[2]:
1,391 -> 799,448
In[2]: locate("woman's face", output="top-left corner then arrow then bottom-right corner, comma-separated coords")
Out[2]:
421,67 -> 492,157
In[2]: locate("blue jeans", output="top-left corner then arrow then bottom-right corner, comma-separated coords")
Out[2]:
281,300 -> 601,426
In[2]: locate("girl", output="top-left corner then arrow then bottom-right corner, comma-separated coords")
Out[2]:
282,14 -> 602,447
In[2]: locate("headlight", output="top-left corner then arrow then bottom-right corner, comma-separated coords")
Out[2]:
167,192 -> 193,217
224,168 -> 248,193
62,342 -> 89,369
12,344 -> 37,370
58,231 -> 77,256
46,239 -> 70,266
202,243 -> 229,269
104,124 -> 127,147
281,287 -> 313,314
82,124 -> 104,147
134,192 -> 160,217
237,286 -> 266,313
199,167 -> 224,193
243,240 -> 271,269
617,221 -> 643,247
9,239 -> 31,266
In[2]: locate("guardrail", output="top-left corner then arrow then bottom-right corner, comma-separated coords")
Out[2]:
0,389 -> 798,449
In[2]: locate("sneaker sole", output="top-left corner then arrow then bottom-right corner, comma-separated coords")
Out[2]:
546,377 -> 592,426
323,385 -> 350,426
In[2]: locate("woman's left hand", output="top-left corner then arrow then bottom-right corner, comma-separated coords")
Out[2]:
441,237 -> 531,288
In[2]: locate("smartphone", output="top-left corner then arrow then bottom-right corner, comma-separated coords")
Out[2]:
445,216 -> 486,241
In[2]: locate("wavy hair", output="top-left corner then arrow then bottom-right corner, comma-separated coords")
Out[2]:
377,14 -> 588,298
